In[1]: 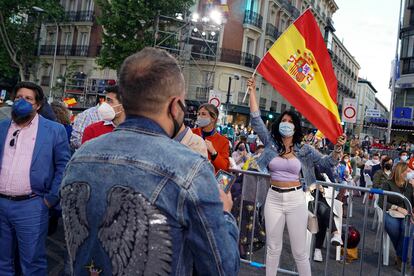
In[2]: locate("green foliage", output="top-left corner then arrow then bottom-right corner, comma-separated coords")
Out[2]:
96,0 -> 194,71
0,0 -> 64,80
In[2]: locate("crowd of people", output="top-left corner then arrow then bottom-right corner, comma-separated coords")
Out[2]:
0,47 -> 413,275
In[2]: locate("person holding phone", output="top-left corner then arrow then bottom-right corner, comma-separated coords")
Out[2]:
247,77 -> 345,276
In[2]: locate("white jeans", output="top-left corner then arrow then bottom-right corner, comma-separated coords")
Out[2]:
265,188 -> 311,276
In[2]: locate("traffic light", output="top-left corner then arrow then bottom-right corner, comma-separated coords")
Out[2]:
268,113 -> 274,119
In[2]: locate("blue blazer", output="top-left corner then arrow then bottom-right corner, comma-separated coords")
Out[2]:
0,116 -> 71,207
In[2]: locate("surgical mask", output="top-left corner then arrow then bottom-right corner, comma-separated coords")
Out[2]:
98,102 -> 116,121
238,147 -> 245,152
12,98 -> 33,118
407,172 -> 414,180
279,122 -> 295,137
196,117 -> 211,128
401,156 -> 408,162
385,171 -> 391,176
372,159 -> 380,165
343,159 -> 349,163
384,163 -> 392,171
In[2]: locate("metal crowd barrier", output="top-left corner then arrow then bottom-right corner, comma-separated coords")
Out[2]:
230,169 -> 413,276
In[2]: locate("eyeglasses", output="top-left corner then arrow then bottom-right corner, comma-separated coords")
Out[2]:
9,130 -> 20,147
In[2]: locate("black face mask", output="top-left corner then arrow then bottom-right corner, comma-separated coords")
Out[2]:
169,99 -> 186,138
384,163 -> 392,171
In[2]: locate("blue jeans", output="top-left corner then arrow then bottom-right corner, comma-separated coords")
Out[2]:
0,196 -> 49,275
384,212 -> 411,258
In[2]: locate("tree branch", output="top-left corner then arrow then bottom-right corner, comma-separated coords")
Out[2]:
0,11 -> 17,58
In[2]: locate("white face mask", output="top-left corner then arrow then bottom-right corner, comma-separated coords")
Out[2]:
279,122 -> 295,137
401,156 -> 408,162
98,102 -> 116,121
385,171 -> 391,176
196,117 -> 211,128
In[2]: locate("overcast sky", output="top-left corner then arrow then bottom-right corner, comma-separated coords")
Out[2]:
333,0 -> 402,110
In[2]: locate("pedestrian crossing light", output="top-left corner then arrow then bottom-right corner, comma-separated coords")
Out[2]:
268,114 -> 274,119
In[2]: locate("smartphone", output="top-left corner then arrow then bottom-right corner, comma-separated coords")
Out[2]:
216,170 -> 236,193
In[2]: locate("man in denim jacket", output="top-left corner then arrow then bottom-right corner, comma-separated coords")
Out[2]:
60,48 -> 239,276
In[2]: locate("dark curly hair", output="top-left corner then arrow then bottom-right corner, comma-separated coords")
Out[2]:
271,110 -> 303,156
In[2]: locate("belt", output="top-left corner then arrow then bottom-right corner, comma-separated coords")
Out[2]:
271,185 -> 302,193
0,193 -> 37,201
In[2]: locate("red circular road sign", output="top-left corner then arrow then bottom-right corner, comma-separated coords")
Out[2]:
344,106 -> 356,119
209,97 -> 221,107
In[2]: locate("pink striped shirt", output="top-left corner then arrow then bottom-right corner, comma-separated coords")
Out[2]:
0,114 -> 39,196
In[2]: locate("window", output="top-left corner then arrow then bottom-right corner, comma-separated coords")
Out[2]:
281,103 -> 287,112
64,32 -> 72,45
48,32 -> 56,44
80,32 -> 88,45
401,34 -> 414,58
238,92 -> 249,106
246,0 -> 259,13
246,38 -> 254,54
60,64 -> 67,76
271,101 -> 277,112
259,97 -> 267,109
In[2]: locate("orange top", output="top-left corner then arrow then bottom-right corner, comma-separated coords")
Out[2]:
192,128 -> 230,172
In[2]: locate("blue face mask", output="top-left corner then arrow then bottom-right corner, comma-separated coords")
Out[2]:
12,98 -> 34,118
279,122 -> 295,137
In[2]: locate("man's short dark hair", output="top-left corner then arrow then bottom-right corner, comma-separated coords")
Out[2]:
119,47 -> 184,115
13,81 -> 45,106
104,85 -> 122,103
399,150 -> 408,156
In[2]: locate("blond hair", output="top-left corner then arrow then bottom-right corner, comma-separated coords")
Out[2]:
392,162 -> 409,187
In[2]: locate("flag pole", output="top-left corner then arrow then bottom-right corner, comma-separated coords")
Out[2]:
242,7 -> 314,104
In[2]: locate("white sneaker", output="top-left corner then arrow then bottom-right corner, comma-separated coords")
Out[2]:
313,248 -> 323,262
331,233 -> 343,246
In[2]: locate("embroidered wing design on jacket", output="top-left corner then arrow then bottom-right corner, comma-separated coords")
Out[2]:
60,182 -> 91,267
98,186 -> 173,276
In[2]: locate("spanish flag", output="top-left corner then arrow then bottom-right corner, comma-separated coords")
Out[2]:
257,9 -> 343,143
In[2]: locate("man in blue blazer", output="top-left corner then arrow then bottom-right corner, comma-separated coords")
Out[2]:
0,82 -> 70,275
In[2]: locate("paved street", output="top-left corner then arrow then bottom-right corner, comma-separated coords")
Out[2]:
47,196 -> 409,275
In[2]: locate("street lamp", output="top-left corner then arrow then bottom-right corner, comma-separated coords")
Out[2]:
32,6 -> 58,103
225,74 -> 240,123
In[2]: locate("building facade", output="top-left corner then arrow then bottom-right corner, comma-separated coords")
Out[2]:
355,78 -> 377,137
394,0 -> 414,142
37,0 -> 117,107
174,0 -> 347,128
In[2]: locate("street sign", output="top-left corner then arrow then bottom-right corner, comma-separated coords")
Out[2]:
208,90 -> 221,108
394,107 -> 412,119
342,98 -> 357,123
365,108 -> 381,117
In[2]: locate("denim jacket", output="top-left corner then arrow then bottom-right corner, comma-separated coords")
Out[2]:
61,116 -> 239,276
250,111 -> 338,188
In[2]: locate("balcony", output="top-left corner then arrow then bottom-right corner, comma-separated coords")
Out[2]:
65,10 -> 94,22
219,48 -> 261,69
40,44 -> 94,57
265,23 -> 279,40
187,47 -> 261,69
279,0 -> 300,19
244,10 -> 263,30
401,57 -> 414,74
45,10 -> 94,23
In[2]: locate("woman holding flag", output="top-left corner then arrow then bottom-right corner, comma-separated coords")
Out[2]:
247,77 -> 345,275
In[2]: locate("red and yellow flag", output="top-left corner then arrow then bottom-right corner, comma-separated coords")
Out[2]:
257,9 -> 343,143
